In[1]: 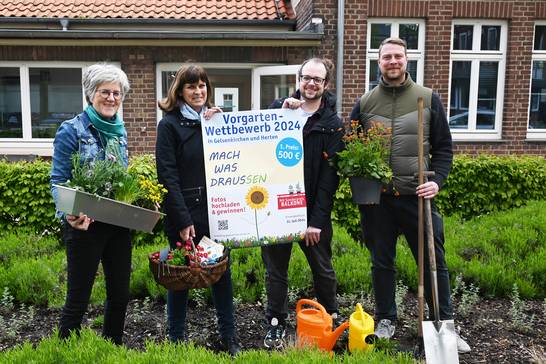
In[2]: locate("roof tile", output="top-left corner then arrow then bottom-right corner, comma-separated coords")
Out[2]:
0,0 -> 294,21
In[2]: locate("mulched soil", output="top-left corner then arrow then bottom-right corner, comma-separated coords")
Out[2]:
1,293 -> 545,363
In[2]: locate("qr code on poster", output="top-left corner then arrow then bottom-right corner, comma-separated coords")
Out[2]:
218,219 -> 229,231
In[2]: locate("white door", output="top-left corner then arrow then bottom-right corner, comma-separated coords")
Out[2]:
252,65 -> 299,110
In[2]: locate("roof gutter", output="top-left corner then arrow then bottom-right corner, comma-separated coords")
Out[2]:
0,29 -> 322,46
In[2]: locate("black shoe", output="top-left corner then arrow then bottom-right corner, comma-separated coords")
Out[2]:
221,336 -> 242,356
263,317 -> 286,349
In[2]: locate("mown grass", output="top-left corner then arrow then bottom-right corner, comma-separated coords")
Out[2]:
0,329 -> 416,364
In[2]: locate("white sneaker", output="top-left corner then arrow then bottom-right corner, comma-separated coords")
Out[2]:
456,333 -> 471,353
374,319 -> 395,339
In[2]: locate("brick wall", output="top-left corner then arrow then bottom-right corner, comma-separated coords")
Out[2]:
334,0 -> 546,156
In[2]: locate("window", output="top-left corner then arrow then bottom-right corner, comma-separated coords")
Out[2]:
156,63 -> 299,122
528,24 -> 546,140
448,21 -> 507,140
366,19 -> 425,91
0,62 -> 95,155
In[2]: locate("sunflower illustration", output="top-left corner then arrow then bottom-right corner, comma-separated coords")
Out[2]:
245,186 -> 269,210
245,186 -> 269,240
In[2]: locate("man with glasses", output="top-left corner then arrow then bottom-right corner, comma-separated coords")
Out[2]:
261,57 -> 344,349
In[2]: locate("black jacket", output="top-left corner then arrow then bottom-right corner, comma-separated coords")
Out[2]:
270,91 -> 344,229
156,109 -> 209,239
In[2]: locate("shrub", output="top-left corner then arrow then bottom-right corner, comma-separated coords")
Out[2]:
0,253 -> 65,306
0,159 -> 56,234
0,228 -> 60,266
437,155 -> 546,219
333,154 -> 546,241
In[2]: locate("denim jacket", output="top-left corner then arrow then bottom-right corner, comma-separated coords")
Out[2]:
50,111 -> 129,219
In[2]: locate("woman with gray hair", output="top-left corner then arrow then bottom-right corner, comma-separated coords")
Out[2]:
50,63 -> 131,345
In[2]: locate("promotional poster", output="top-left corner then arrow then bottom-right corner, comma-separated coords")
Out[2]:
202,108 -> 308,248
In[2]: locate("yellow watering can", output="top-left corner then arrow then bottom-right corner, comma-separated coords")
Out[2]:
296,299 -> 349,352
348,303 -> 377,352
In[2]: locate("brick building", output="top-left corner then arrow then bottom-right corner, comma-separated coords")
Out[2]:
1,0 -> 545,157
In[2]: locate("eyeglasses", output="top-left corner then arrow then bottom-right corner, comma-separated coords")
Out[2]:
300,75 -> 326,85
96,89 -> 122,100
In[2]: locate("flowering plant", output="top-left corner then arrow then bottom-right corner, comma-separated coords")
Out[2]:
150,240 -> 210,267
65,151 -> 166,210
336,120 -> 393,184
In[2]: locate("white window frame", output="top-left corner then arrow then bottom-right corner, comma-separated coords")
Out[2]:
527,22 -> 546,141
156,63 -> 299,123
448,20 -> 507,141
366,18 -> 426,91
0,61 -> 121,155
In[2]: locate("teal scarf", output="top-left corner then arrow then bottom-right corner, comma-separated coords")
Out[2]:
85,105 -> 125,142
85,105 -> 125,161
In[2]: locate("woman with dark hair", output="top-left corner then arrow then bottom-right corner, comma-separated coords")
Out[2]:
50,63 -> 131,345
156,64 -> 241,355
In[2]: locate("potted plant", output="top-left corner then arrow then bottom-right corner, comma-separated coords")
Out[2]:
336,120 -> 393,204
54,153 -> 166,232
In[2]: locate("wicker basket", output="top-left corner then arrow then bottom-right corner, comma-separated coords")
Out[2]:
149,253 -> 229,291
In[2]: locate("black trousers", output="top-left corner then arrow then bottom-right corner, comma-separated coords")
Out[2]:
261,220 -> 338,323
59,221 -> 132,344
359,195 -> 453,322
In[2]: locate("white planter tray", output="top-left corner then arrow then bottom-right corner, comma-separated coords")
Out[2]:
54,184 -> 164,233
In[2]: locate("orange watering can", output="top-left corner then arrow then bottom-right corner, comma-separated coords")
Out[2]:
348,303 -> 377,352
296,299 -> 349,351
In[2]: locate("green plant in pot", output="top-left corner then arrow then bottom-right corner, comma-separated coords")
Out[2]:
336,120 -> 393,204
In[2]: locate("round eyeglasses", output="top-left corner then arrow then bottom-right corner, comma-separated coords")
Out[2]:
96,89 -> 122,100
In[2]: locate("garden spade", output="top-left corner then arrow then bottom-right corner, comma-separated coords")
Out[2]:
417,97 -> 459,364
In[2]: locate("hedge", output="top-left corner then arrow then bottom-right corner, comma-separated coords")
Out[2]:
333,154 -> 546,241
1,154 -> 545,244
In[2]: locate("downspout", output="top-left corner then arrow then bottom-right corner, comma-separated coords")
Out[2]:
336,0 -> 344,118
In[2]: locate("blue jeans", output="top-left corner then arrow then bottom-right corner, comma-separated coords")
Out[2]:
359,195 -> 453,322
166,236 -> 235,341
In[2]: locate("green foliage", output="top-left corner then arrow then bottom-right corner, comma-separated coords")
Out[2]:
336,121 -> 393,183
0,252 -> 65,306
0,228 -> 60,266
230,248 -> 266,303
128,155 -> 167,247
332,178 -> 361,241
1,202 -> 545,308
451,273 -> 480,316
508,283 -> 535,332
0,159 -> 56,234
333,154 -> 546,242
331,225 -> 372,294
130,243 -> 167,300
436,154 -> 546,219
67,153 -> 132,201
443,200 -> 546,298
0,328 -> 417,363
